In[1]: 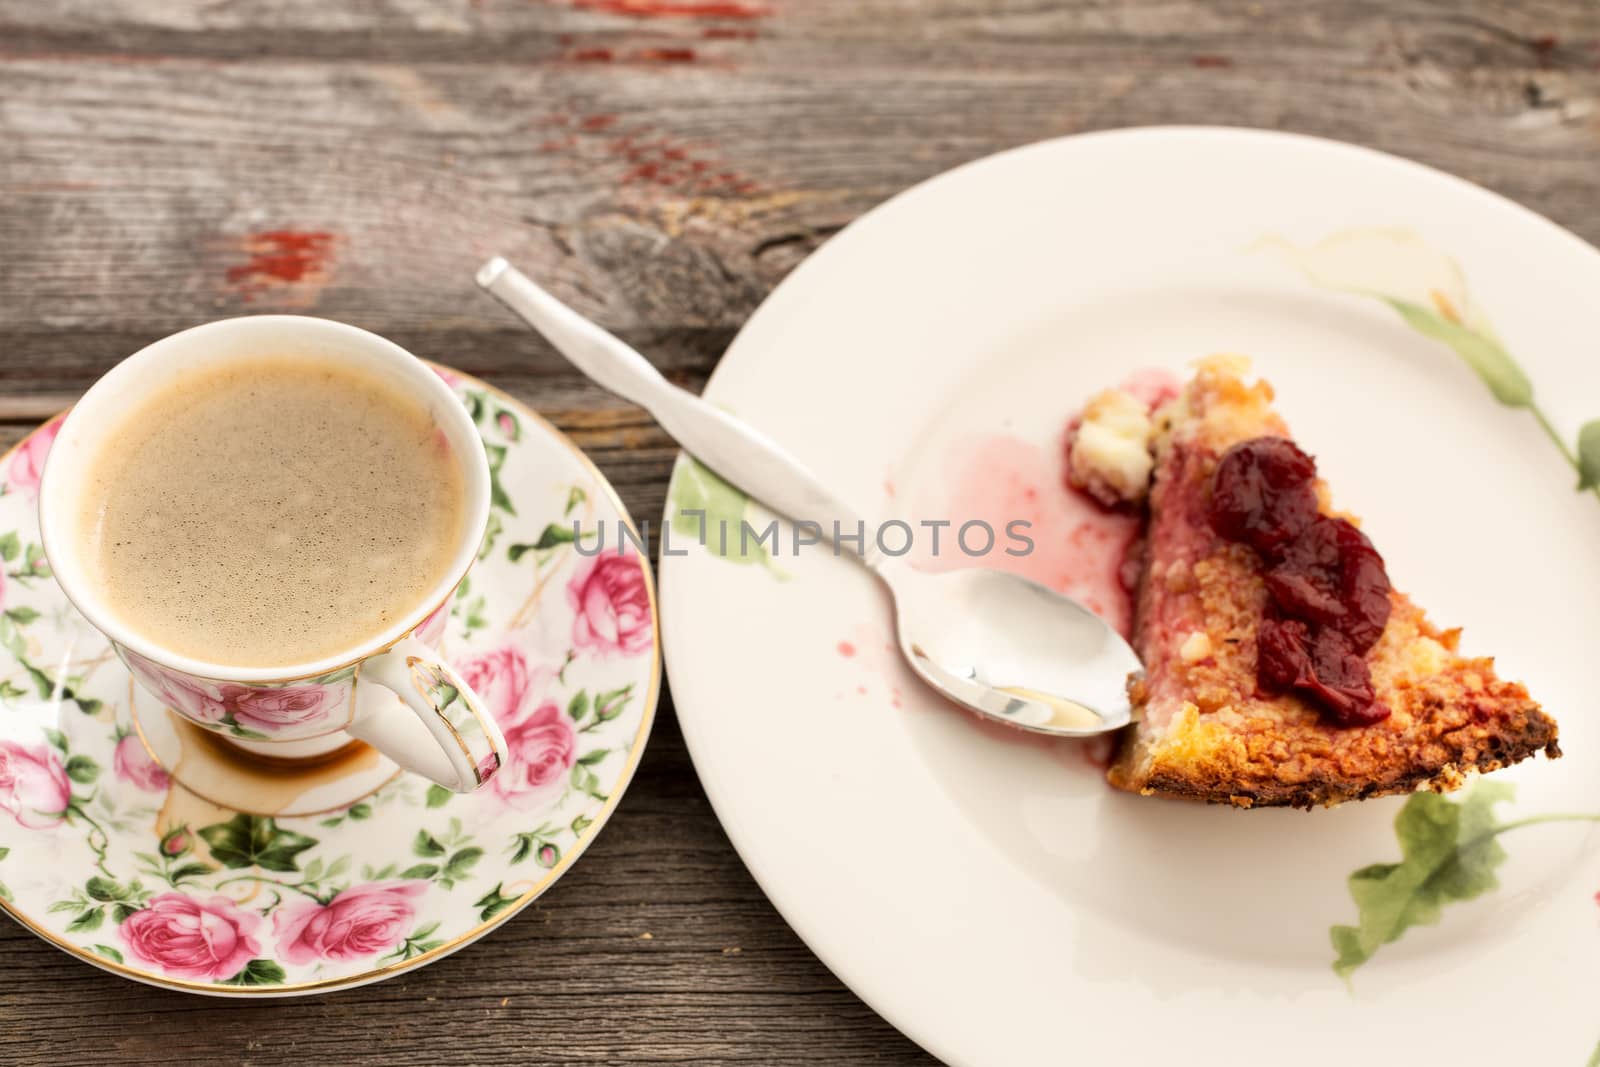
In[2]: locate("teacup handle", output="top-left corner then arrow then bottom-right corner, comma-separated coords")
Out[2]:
347,637 -> 509,793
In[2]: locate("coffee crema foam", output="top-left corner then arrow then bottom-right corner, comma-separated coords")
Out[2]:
80,356 -> 466,668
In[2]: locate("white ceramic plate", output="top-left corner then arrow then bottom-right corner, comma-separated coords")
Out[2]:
659,128 -> 1600,1064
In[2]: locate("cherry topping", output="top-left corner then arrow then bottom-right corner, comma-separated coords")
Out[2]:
1265,517 -> 1392,653
1207,437 -> 1320,557
1206,437 -> 1392,727
1256,615 -> 1388,726
1303,628 -> 1388,727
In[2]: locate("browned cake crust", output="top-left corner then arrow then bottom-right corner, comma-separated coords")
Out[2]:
1106,357 -> 1559,809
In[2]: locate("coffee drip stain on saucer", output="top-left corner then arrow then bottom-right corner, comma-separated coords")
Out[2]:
155,715 -> 391,821
132,679 -> 397,821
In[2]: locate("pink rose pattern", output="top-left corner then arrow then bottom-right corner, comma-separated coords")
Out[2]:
273,881 -> 427,965
567,549 -> 652,657
112,734 -> 169,793
493,702 -> 576,810
121,648 -> 345,737
223,684 -> 343,733
122,648 -> 229,725
5,417 -> 59,500
456,646 -> 532,723
0,740 -> 70,829
120,893 -> 263,981
414,599 -> 450,646
456,647 -> 574,810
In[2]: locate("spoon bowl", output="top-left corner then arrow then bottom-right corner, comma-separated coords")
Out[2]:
477,256 -> 1143,738
883,562 -> 1139,735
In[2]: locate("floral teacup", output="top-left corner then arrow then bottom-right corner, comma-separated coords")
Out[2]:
37,315 -> 509,794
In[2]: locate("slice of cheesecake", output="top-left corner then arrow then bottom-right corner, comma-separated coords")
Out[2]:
1098,356 -> 1558,808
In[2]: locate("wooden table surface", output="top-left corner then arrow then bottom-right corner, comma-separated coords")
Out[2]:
2,2 -> 1598,1062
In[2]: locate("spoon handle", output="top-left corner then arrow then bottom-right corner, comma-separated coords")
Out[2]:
477,257 -> 878,565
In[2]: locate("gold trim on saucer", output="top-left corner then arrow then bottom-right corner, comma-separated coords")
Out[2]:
0,364 -> 664,996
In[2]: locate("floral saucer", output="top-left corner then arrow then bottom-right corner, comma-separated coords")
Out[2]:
0,364 -> 659,995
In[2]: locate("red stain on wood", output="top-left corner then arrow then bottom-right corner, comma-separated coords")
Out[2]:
1191,54 -> 1233,68
1530,34 -> 1558,66
604,130 -> 760,194
702,26 -> 757,39
540,115 -> 760,196
225,230 -> 336,301
635,47 -> 698,62
574,0 -> 768,17
568,46 -> 701,64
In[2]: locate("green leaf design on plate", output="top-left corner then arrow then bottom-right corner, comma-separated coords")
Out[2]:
1331,782 -> 1513,982
90,943 -> 122,964
197,814 -> 317,873
443,846 -> 484,883
508,522 -> 586,561
222,959 -> 287,986
508,832 -> 536,865
593,684 -> 633,723
65,755 -> 99,785
414,830 -> 447,858
0,531 -> 18,562
1328,782 -> 1600,983
85,876 -> 132,902
4,606 -> 39,625
1577,420 -> 1600,491
1382,300 -> 1532,407
667,457 -> 785,574
473,883 -> 520,922
425,783 -> 452,809
567,690 -> 589,722
484,443 -> 516,516
66,907 -> 103,932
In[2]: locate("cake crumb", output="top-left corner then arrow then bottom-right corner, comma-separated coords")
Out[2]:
1180,631 -> 1213,663
1066,388 -> 1155,506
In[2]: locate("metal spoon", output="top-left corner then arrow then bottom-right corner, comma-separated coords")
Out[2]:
476,257 -> 1141,737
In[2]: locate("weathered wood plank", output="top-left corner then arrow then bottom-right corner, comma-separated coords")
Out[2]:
0,0 -> 1597,67
2,53 -> 1599,359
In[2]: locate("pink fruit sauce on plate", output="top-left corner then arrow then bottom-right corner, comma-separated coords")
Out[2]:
919,434 -> 1142,637
914,369 -> 1179,641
